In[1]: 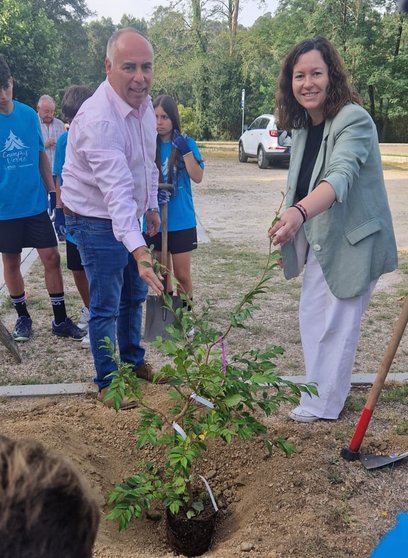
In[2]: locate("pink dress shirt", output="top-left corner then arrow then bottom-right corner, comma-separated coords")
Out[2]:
61,79 -> 159,253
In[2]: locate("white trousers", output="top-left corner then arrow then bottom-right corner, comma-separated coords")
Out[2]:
298,251 -> 376,419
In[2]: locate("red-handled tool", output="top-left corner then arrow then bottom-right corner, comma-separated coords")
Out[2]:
341,296 -> 408,467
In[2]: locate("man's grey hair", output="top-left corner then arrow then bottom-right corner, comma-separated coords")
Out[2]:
37,94 -> 55,107
106,27 -> 150,62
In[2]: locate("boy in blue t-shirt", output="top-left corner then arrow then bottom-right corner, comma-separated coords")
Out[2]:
53,85 -> 93,348
0,55 -> 86,342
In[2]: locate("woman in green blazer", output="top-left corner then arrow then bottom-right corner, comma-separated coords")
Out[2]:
269,36 -> 397,423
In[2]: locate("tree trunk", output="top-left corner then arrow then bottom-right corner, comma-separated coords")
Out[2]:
368,84 -> 375,120
229,0 -> 239,55
191,0 -> 211,139
394,16 -> 403,57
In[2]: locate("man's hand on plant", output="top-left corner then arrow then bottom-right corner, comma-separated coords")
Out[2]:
172,130 -> 192,157
133,246 -> 163,295
158,190 -> 171,205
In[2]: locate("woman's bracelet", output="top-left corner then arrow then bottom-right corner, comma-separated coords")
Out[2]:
292,203 -> 308,223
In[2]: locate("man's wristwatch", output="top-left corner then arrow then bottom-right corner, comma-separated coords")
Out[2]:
147,208 -> 160,214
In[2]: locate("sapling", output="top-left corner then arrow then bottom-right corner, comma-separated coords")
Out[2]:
105,198 -> 317,530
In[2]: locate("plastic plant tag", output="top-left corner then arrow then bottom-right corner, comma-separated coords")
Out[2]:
172,422 -> 187,440
199,474 -> 219,512
191,392 -> 214,409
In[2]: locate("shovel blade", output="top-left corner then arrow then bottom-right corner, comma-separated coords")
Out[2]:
144,295 -> 183,342
0,318 -> 22,363
360,450 -> 408,470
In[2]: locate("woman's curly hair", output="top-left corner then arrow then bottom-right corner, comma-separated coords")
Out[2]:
275,36 -> 361,130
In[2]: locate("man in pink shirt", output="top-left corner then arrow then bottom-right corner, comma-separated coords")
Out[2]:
62,28 -> 163,408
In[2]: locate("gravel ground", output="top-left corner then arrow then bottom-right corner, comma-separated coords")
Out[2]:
0,153 -> 407,558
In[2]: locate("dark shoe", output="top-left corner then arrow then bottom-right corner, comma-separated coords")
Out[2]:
134,362 -> 168,383
52,317 -> 87,340
134,362 -> 155,382
13,316 -> 32,342
97,387 -> 138,410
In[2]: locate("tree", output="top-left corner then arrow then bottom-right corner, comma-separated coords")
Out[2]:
35,0 -> 92,101
84,18 -> 117,89
149,7 -> 194,103
0,0 -> 60,106
206,32 -> 244,137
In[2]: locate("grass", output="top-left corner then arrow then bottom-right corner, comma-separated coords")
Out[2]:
344,395 -> 367,413
200,146 -> 408,169
327,471 -> 344,485
381,384 -> 408,404
396,420 -> 408,435
200,148 -> 236,160
369,291 -> 395,307
0,298 -> 13,310
399,261 -> 408,275
382,162 -> 408,171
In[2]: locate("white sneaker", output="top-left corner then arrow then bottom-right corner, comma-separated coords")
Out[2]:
288,406 -> 320,423
80,332 -> 90,349
77,306 -> 90,330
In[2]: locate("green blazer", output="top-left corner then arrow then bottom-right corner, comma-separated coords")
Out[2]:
282,103 -> 398,299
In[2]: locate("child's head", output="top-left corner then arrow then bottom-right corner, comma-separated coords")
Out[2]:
0,434 -> 99,558
153,95 -> 181,134
61,85 -> 93,124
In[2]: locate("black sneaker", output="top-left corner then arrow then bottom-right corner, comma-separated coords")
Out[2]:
13,316 -> 32,342
52,317 -> 87,340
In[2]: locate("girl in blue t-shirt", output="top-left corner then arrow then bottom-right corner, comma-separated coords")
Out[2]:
144,95 -> 204,299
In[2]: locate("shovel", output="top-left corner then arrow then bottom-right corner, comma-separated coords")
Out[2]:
0,318 -> 22,363
144,184 -> 183,342
360,450 -> 408,470
341,296 -> 408,469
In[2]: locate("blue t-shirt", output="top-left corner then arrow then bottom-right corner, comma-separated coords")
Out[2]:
53,130 -> 75,245
144,136 -> 204,233
53,131 -> 68,179
0,100 -> 47,220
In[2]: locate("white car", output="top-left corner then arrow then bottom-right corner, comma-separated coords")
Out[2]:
238,114 -> 291,169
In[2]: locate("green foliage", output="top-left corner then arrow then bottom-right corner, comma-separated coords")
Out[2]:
83,18 -> 117,90
179,104 -> 198,138
0,0 -> 61,105
2,0 -> 407,138
106,212 -> 317,530
149,7 -> 195,105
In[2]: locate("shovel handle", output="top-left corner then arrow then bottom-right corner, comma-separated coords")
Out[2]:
346,296 -> 408,454
158,183 -> 173,286
365,295 -> 408,410
0,318 -> 22,363
161,202 -> 168,272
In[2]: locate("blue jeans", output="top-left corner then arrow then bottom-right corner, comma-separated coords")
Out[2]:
66,215 -> 147,390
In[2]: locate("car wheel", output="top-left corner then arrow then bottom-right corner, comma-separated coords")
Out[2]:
257,146 -> 268,169
238,142 -> 248,163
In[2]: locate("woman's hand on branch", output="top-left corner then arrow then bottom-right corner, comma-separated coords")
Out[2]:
268,207 -> 304,246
